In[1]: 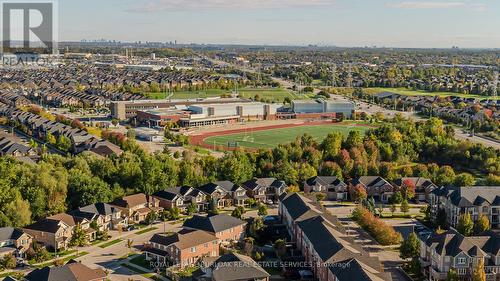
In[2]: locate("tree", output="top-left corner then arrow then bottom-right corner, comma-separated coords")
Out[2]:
287,185 -> 300,193
0,254 -> 16,270
274,239 -> 286,257
258,204 -> 268,216
457,212 -> 474,236
400,200 -> 410,214
390,191 -> 403,204
390,204 -> 397,217
315,193 -> 326,203
69,224 -> 87,247
350,184 -> 367,202
126,239 -> 134,255
145,210 -> 158,225
401,179 -> 416,201
471,258 -> 486,281
56,135 -> 72,152
447,268 -> 459,281
186,203 -> 197,215
232,206 -> 245,219
399,232 -> 420,260
454,173 -> 476,187
243,237 -> 254,256
245,198 -> 256,208
474,214 -> 490,234
249,217 -> 264,237
169,207 -> 181,221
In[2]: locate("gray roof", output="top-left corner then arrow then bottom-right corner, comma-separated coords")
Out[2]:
449,186 -> 500,207
182,214 -> 246,233
210,253 -> 270,281
0,227 -> 25,241
424,229 -> 500,257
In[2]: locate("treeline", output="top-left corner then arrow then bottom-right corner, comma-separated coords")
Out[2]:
0,117 -> 499,228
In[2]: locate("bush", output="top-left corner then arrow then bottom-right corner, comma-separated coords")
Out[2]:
352,206 -> 402,245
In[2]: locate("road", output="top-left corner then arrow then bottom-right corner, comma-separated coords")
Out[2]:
454,129 -> 500,150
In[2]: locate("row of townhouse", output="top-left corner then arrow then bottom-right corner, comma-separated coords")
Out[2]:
1,178 -> 283,257
22,203 -> 127,251
304,175 -> 437,203
0,104 -> 122,157
429,186 -> 500,230
152,178 -> 287,212
279,193 -> 392,281
143,214 -> 247,268
0,90 -> 31,108
419,229 -> 500,281
41,88 -> 107,108
0,135 -> 38,163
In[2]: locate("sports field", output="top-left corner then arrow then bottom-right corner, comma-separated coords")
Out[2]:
203,123 -> 372,149
147,87 -> 303,102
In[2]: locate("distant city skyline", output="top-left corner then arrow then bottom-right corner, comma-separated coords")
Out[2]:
59,0 -> 499,48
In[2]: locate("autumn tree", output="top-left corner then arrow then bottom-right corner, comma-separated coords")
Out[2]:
457,212 -> 474,236
474,214 -> 490,234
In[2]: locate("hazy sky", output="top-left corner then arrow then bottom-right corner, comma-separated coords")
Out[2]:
59,0 -> 499,48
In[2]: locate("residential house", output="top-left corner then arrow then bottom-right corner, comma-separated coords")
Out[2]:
350,176 -> 394,203
193,253 -> 270,281
23,218 -> 73,251
153,186 -> 208,213
393,177 -> 437,202
304,176 -> 348,201
48,213 -> 96,242
203,181 -> 249,207
241,178 -> 286,203
182,214 -> 246,243
0,227 -> 32,259
70,203 -> 126,231
144,228 -> 219,268
419,229 -> 500,281
196,182 -> 233,209
24,260 -> 107,281
111,193 -> 163,224
429,186 -> 500,229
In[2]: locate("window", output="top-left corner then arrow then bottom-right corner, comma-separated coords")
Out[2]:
190,247 -> 196,253
458,257 -> 466,264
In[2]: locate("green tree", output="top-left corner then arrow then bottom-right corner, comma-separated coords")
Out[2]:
231,206 -> 245,219
69,224 -> 87,247
186,203 -> 197,215
457,212 -> 474,236
447,268 -> 459,281
0,254 -> 16,270
315,193 -> 327,203
249,217 -> 264,237
454,173 -> 476,187
400,200 -> 410,214
390,204 -> 397,217
399,232 -> 420,260
169,207 -> 181,221
56,135 -> 72,152
258,204 -> 268,216
274,239 -> 286,257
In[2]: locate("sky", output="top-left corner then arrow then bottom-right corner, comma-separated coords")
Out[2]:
58,0 -> 500,48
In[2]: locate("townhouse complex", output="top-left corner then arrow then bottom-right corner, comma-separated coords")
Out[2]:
419,229 -> 500,281
429,186 -> 500,229
279,193 -> 392,281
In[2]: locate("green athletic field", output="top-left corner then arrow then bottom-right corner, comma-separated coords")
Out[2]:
147,87 -> 304,102
204,123 -> 372,149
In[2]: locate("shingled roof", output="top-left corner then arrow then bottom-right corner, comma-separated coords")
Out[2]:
182,214 -> 246,233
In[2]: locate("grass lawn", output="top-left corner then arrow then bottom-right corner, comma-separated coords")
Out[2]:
98,239 -> 123,248
363,87 -> 499,100
204,122 -> 372,149
129,254 -> 152,269
37,251 -> 89,268
135,227 -> 158,235
122,263 -> 149,274
147,87 -> 302,102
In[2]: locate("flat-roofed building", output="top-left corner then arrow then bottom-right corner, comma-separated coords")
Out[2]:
292,99 -> 355,119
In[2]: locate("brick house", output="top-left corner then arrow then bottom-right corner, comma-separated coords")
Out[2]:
144,229 -> 219,268
393,177 -> 437,202
111,193 -> 163,224
350,176 -> 394,203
